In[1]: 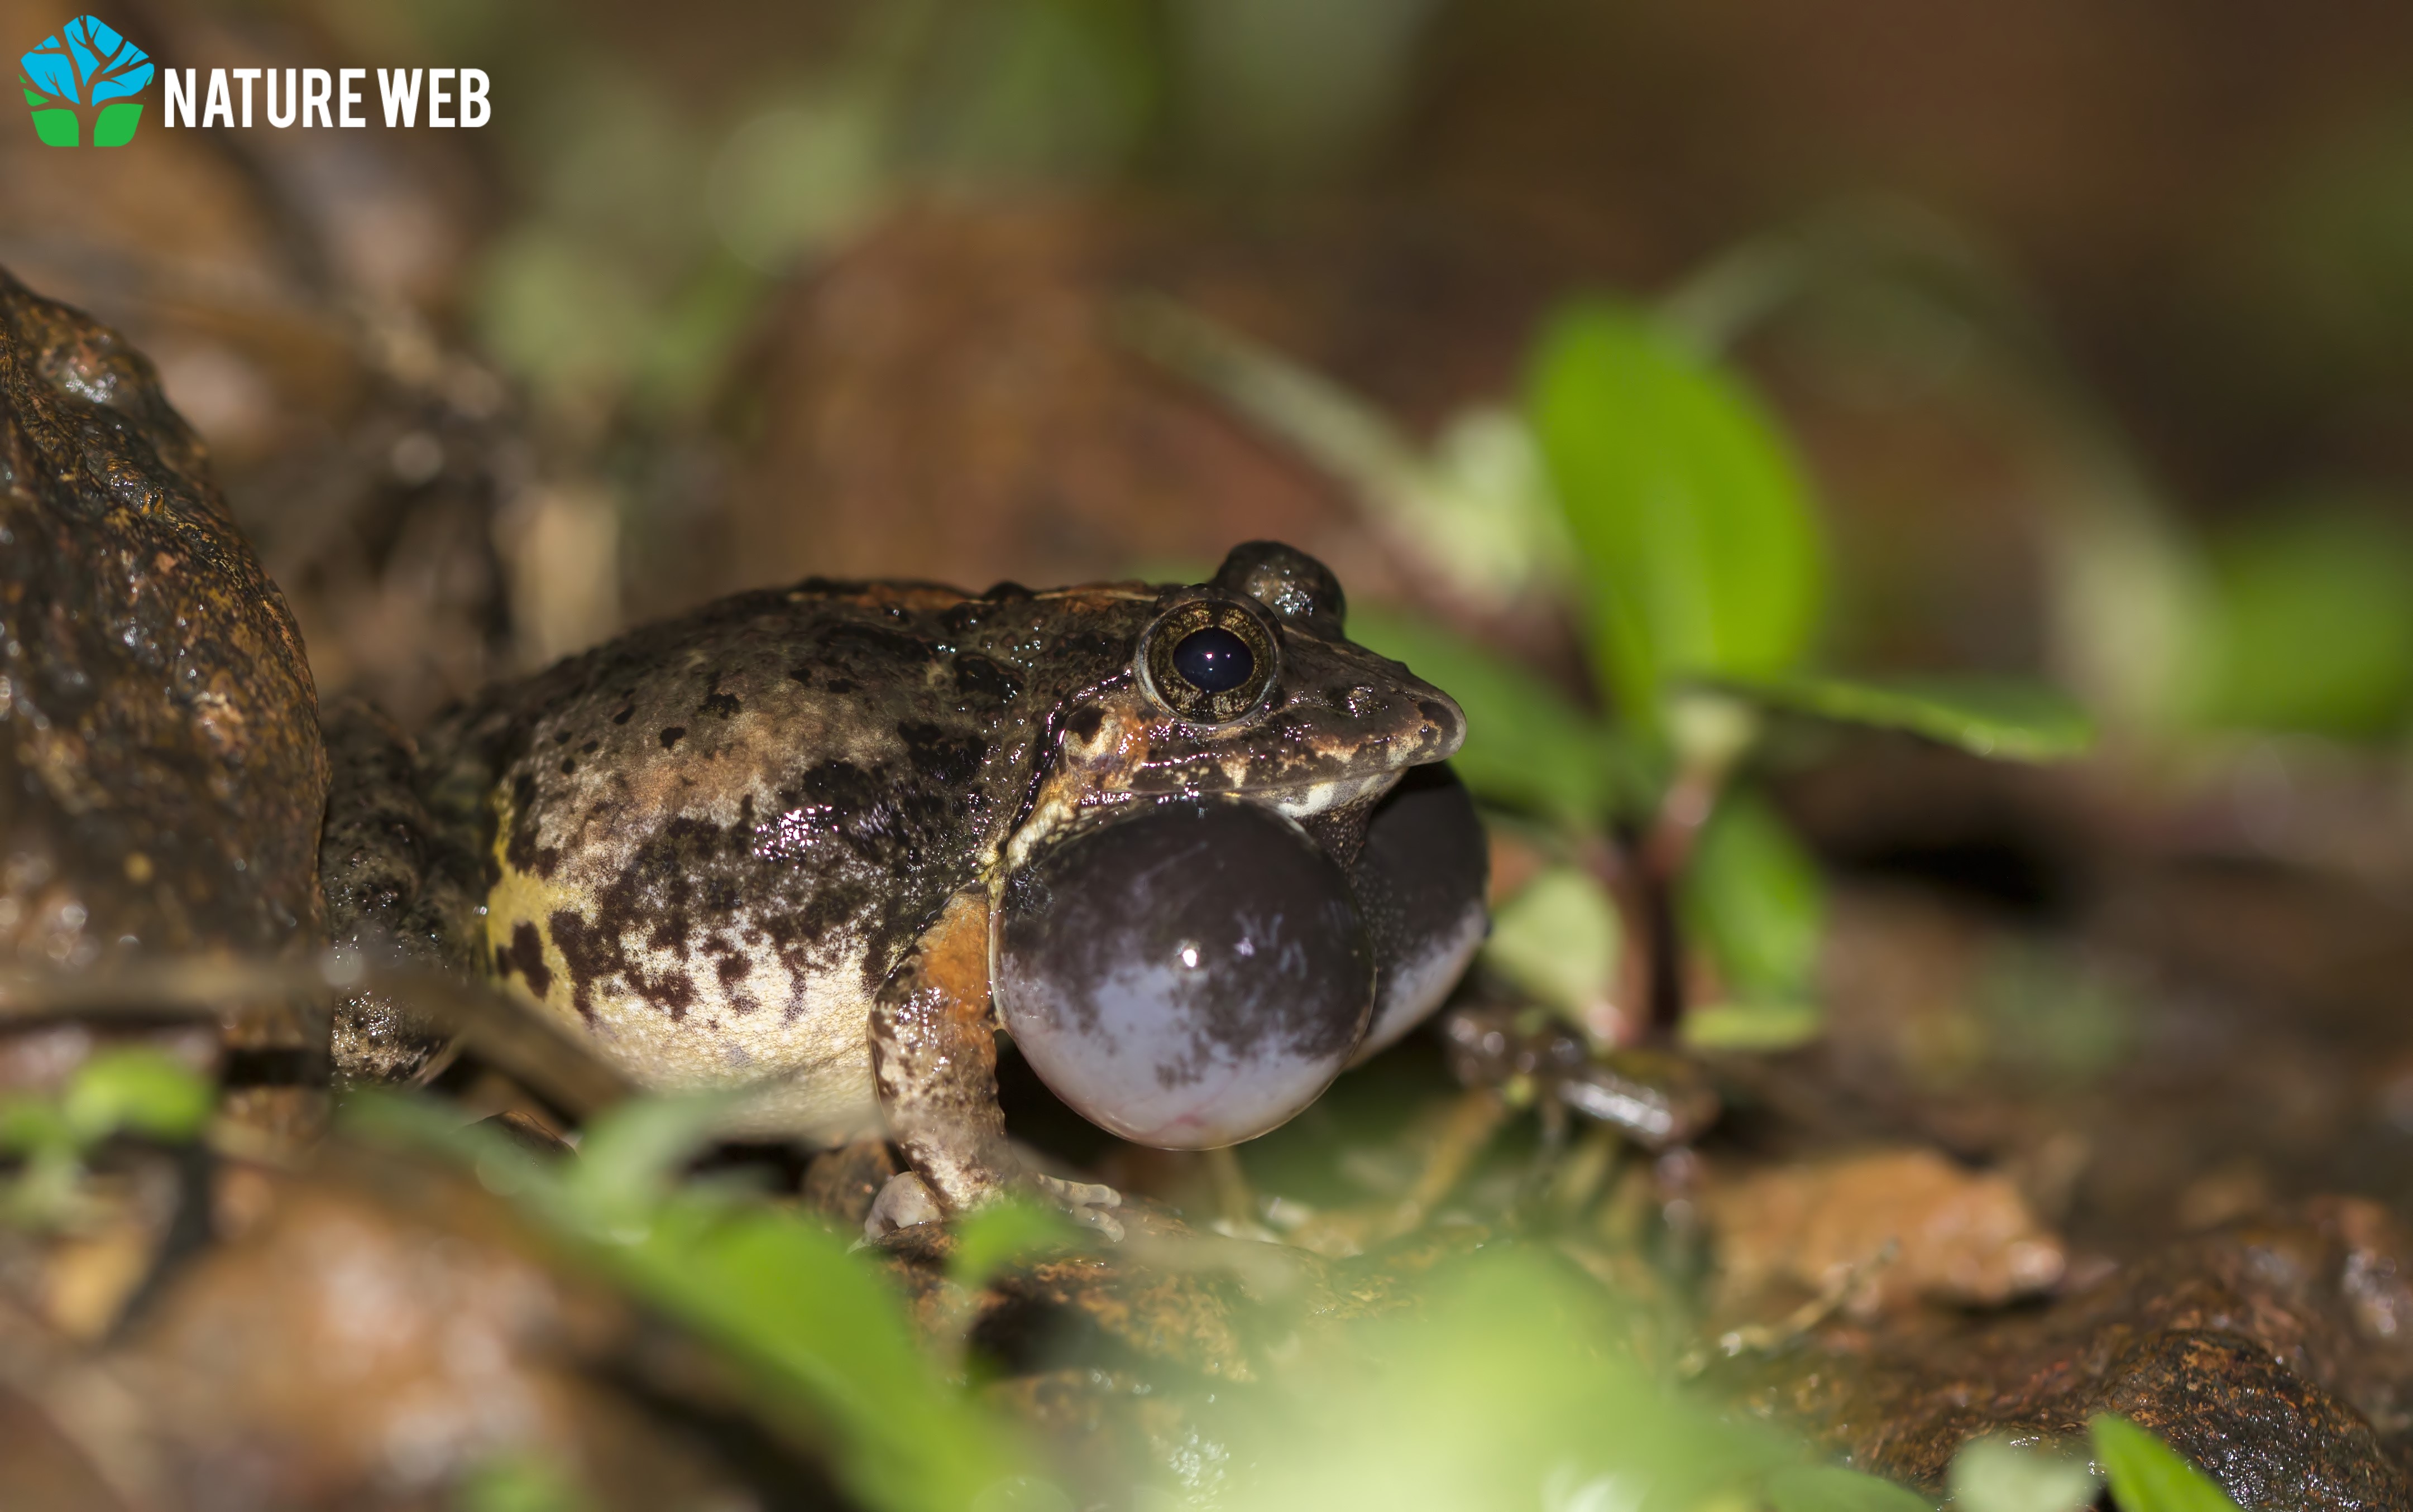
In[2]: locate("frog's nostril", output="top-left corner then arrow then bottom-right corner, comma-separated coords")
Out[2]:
995,798 -> 1372,1149
1171,626 -> 1256,694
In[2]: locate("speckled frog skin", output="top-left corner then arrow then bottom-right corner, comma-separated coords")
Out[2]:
401,542 -> 1465,1210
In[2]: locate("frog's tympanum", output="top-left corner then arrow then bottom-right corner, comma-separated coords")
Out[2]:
400,542 -> 1483,1215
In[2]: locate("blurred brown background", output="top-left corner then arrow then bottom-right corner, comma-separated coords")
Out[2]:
8,0 -> 2413,728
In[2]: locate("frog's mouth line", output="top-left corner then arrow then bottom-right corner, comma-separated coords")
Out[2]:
1252,769 -> 1404,820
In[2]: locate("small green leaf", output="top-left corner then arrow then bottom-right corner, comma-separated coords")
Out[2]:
1681,1000 -> 1823,1052
1118,299 -> 1574,609
615,1196 -> 1042,1512
560,1093 -> 734,1233
61,1049 -> 214,1144
1766,1465 -> 1936,1512
1948,1435 -> 2099,1512
1350,608 -> 1636,824
346,1094 -> 1042,1512
2197,502 -> 2413,738
948,1197 -> 1081,1290
1527,299 -> 1826,729
2089,1415 -> 2244,1512
455,1452 -> 592,1512
1682,789 -> 1826,999
1718,673 -> 2094,760
1234,1249 -> 1794,1512
0,1097 -> 74,1155
1481,865 -> 1620,1024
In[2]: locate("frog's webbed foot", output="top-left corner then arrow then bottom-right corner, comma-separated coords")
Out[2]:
869,886 -> 1019,1213
864,1169 -> 1127,1243
1034,1172 -> 1124,1242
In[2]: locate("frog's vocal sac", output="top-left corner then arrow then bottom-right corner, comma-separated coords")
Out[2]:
334,541 -> 1486,1213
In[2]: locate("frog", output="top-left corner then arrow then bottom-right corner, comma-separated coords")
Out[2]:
328,541 -> 1486,1221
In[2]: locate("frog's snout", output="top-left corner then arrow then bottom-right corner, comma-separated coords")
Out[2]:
1414,685 -> 1469,766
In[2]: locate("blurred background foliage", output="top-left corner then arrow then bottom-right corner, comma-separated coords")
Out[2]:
11,0 -> 2413,743
12,0 -> 2413,1505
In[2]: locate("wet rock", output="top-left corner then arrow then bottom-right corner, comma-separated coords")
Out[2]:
801,1138 -> 903,1229
1715,1197 -> 2413,1509
0,268 -> 328,967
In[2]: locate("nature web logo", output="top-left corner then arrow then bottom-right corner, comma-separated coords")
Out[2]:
21,16 -> 152,146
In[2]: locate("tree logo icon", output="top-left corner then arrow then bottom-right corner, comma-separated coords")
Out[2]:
21,16 -> 152,146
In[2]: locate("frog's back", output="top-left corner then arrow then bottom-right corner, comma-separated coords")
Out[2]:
450,578 -> 1153,1133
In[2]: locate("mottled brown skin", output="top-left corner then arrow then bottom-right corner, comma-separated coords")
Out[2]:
405,548 -> 1463,1208
319,697 -> 480,1082
0,269 -> 327,970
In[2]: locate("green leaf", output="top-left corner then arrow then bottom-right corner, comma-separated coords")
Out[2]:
1234,1248 -> 1793,1512
609,1196 -> 1042,1512
0,1097 -> 74,1156
1349,608 -> 1635,824
1481,865 -> 1621,1024
1121,294 -> 1579,610
2197,502 -> 2413,738
2089,1416 -> 2244,1512
61,1049 -> 214,1144
559,1093 -> 734,1235
346,1094 -> 1042,1512
947,1197 -> 1081,1290
456,1452 -> 592,1512
1719,672 -> 2094,760
1681,1000 -> 1823,1052
1948,1435 -> 2099,1512
1527,299 -> 1825,729
1766,1465 -> 1936,1512
1682,788 -> 1826,999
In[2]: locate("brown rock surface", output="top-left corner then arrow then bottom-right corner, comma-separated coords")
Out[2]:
1716,1197 -> 2413,1508
0,269 -> 327,967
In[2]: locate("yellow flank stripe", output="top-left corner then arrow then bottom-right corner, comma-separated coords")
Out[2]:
483,802 -> 586,1023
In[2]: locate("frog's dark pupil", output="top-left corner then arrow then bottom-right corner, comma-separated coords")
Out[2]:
1172,626 -> 1255,694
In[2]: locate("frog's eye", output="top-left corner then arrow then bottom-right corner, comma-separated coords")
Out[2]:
1137,598 -> 1280,723
995,798 -> 1373,1149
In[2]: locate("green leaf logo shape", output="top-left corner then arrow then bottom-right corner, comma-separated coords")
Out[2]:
22,15 -> 152,147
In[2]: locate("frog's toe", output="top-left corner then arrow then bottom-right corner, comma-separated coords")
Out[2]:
1035,1173 -> 1126,1243
863,1170 -> 946,1239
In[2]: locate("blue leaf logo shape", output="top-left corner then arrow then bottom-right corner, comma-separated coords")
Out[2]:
21,16 -> 152,146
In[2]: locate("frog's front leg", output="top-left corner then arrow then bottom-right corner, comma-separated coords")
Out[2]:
866,886 -> 1127,1239
868,885 -> 1019,1215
